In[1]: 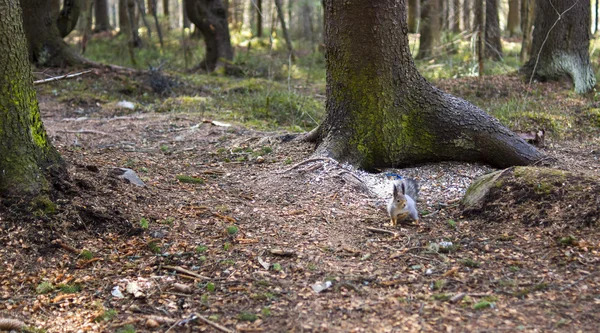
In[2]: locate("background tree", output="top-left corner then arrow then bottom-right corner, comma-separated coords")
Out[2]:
463,0 -> 470,31
55,0 -> 82,37
484,0 -> 502,60
521,0 -> 595,94
506,0 -> 520,37
94,0 -> 112,32
416,0 -> 440,59
0,0 -> 67,207
185,0 -> 234,72
408,0 -> 419,33
255,0 -> 263,37
519,0 -> 534,63
311,0 -> 543,170
21,0 -> 86,66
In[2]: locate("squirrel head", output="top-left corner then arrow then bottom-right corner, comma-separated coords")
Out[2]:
392,183 -> 407,208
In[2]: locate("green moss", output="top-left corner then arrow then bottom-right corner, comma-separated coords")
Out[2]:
32,196 -> 56,214
513,167 -> 567,195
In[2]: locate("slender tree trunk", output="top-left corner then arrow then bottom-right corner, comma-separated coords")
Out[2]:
485,0 -> 502,60
521,0 -> 596,94
408,0 -> 419,33
506,0 -> 520,37
301,2 -> 314,42
595,0 -> 598,34
94,0 -> 112,31
57,0 -> 82,37
182,1 -> 191,28
0,0 -> 67,208
475,0 -> 485,75
274,0 -> 294,58
452,0 -> 460,32
185,0 -> 234,72
416,0 -> 440,59
256,0 -> 263,37
151,0 -> 164,48
147,0 -> 155,14
519,0 -> 534,63
463,0 -> 470,31
314,0 -> 543,170
20,0 -> 86,66
163,0 -> 169,16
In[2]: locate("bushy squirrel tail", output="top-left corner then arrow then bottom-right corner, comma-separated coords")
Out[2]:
402,178 -> 419,200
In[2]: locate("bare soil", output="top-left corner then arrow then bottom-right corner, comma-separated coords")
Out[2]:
1,71 -> 600,333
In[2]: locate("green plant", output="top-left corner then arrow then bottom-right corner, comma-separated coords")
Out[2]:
223,242 -> 232,251
95,309 -> 118,322
447,219 -> 457,229
261,307 -> 271,317
473,300 -> 493,310
206,282 -> 216,292
139,218 -> 149,229
226,225 -> 239,235
36,281 -> 54,294
195,245 -> 208,253
272,263 -> 282,271
176,175 -> 205,184
116,324 -> 136,333
80,249 -> 94,260
59,284 -> 81,293
147,241 -> 161,254
461,258 -> 481,268
238,311 -> 257,322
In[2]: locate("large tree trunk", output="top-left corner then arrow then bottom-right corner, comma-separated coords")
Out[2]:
94,0 -> 112,31
21,0 -> 85,66
56,0 -> 82,37
408,0 -> 419,33
485,0 -> 502,60
0,0 -> 67,207
313,0 -> 543,170
416,0 -> 440,59
185,0 -> 234,72
506,0 -> 520,37
519,0 -> 534,63
521,0 -> 595,94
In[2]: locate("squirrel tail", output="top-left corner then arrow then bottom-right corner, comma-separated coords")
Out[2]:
402,178 -> 419,200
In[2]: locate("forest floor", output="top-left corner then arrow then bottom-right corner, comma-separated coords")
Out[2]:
1,67 -> 600,333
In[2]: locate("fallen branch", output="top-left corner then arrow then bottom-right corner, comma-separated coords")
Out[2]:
192,313 -> 233,333
365,227 -> 398,236
449,292 -> 467,303
162,265 -> 211,280
276,157 -> 340,174
33,70 -> 93,85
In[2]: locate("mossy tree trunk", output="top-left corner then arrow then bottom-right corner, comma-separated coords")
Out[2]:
20,0 -> 85,66
521,0 -> 595,94
416,0 -> 440,59
313,0 -> 544,170
485,0 -> 502,60
0,0 -> 67,207
184,0 -> 234,72
56,0 -> 82,37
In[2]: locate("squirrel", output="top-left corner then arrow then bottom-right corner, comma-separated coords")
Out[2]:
387,178 -> 420,226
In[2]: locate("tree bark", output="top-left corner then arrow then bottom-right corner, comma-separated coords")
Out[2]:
506,0 -> 520,37
56,0 -> 82,37
185,0 -> 234,72
182,2 -> 191,28
315,0 -> 543,170
452,0 -> 460,32
274,0 -> 294,58
408,0 -> 419,33
485,0 -> 502,60
163,0 -> 169,16
94,0 -> 112,31
21,0 -> 86,66
463,0 -> 470,31
521,0 -> 595,94
0,0 -> 67,207
519,0 -> 534,63
255,0 -> 263,37
416,0 -> 440,59
301,2 -> 314,42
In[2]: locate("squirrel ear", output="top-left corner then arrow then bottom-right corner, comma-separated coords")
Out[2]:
401,183 -> 406,195
393,184 -> 398,196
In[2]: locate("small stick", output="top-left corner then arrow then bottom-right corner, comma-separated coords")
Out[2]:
449,292 -> 467,303
162,265 -> 211,280
276,157 -> 339,174
365,227 -> 398,236
192,313 -> 233,333
33,70 -> 93,85
51,239 -> 80,254
56,129 -> 113,136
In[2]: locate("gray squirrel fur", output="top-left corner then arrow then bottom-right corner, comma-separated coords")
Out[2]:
387,178 -> 420,226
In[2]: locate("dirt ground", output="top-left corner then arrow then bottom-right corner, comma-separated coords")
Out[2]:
1,71 -> 600,333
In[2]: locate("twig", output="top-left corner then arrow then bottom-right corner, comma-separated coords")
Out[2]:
51,239 -> 80,254
33,70 -> 92,85
162,265 -> 211,280
449,292 -> 467,303
276,157 -> 340,174
56,129 -> 113,136
192,313 -> 233,333
365,227 -> 398,236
